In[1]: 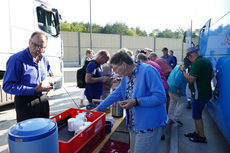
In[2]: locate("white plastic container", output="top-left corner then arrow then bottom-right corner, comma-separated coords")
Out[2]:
67,118 -> 76,132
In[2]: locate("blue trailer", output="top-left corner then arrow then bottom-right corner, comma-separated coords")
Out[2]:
185,3 -> 230,144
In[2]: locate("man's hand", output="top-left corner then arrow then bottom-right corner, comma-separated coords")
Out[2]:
179,65 -> 184,72
35,82 -> 53,93
86,74 -> 112,83
119,99 -> 136,109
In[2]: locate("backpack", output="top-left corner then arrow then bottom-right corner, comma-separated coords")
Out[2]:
77,60 -> 91,88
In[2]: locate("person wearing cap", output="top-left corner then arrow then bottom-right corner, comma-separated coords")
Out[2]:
144,48 -> 153,57
161,47 -> 176,68
179,47 -> 214,143
167,57 -> 191,127
169,50 -> 177,68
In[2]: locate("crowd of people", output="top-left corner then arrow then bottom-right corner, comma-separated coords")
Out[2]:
2,31 -> 214,153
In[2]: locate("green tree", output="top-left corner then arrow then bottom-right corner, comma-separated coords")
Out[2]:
192,29 -> 200,38
101,24 -> 113,34
175,28 -> 185,39
60,21 -> 194,39
149,29 -> 160,37
136,27 -> 147,36
70,23 -> 77,32
127,28 -> 137,36
72,22 -> 87,32
83,23 -> 90,33
60,21 -> 71,31
157,29 -> 175,38
149,32 -> 155,37
92,24 -> 103,33
111,22 -> 129,35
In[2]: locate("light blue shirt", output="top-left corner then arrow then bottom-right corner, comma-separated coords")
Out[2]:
167,65 -> 187,96
3,48 -> 50,96
97,62 -> 168,132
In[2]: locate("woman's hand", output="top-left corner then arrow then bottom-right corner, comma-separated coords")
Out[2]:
92,107 -> 100,112
119,99 -> 136,109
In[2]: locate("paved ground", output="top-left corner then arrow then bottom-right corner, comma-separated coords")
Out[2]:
0,82 -> 85,153
175,106 -> 230,153
0,67 -> 230,153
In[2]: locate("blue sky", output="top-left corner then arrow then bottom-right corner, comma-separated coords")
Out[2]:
50,0 -> 228,33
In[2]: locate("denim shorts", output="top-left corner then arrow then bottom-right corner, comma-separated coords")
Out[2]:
191,98 -> 209,120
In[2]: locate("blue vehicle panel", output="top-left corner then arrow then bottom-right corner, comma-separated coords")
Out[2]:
199,11 -> 230,144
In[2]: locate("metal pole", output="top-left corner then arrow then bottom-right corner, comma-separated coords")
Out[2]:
182,39 -> 184,63
120,34 -> 122,49
78,32 -> 81,66
89,0 -> 92,49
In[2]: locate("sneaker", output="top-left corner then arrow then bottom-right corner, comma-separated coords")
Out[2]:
184,132 -> 198,138
176,120 -> 183,127
189,135 -> 207,143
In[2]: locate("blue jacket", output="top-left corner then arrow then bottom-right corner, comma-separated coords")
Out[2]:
167,65 -> 188,96
161,55 -> 176,68
98,62 -> 168,132
3,48 -> 50,96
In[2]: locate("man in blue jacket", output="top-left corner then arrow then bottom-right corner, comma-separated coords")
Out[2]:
161,47 -> 176,68
3,31 -> 53,122
94,51 -> 167,153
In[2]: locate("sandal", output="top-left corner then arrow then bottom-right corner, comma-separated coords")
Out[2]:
184,132 -> 198,137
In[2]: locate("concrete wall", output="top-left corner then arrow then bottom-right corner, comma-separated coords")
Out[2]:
61,31 -> 186,66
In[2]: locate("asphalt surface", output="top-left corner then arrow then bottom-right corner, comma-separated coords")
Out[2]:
169,106 -> 230,153
0,67 -> 230,153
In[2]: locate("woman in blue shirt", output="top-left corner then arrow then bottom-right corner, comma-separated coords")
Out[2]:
94,51 -> 167,153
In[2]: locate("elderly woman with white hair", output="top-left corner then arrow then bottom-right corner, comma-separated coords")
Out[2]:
94,51 -> 167,153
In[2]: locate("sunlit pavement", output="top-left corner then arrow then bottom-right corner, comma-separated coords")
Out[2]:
0,81 -> 86,153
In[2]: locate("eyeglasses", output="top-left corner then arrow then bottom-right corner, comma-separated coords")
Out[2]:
112,64 -> 122,72
31,41 -> 46,50
186,53 -> 192,59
